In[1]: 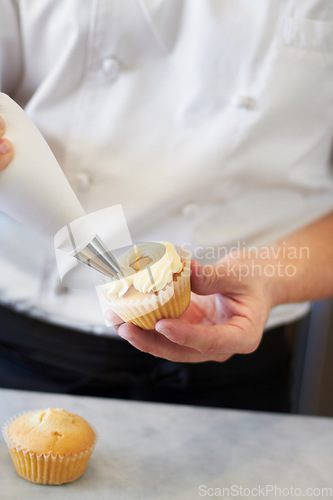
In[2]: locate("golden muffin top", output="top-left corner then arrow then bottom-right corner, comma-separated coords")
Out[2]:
7,408 -> 96,456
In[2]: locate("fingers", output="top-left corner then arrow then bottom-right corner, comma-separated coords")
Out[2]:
0,115 -> 6,138
117,315 -> 260,362
0,116 -> 14,171
118,322 -> 223,363
155,316 -> 260,356
0,138 -> 14,171
190,259 -> 226,296
105,309 -> 124,328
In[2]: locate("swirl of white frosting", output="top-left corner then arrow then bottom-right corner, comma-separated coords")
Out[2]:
104,265 -> 135,297
105,241 -> 182,299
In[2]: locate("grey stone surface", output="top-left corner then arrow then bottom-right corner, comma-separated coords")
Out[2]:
1,388 -> 332,499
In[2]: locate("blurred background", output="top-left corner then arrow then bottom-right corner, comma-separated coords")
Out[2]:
291,298 -> 333,417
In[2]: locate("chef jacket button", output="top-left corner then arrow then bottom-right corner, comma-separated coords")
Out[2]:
233,95 -> 256,109
182,202 -> 198,217
102,57 -> 120,81
76,171 -> 91,191
55,282 -> 68,295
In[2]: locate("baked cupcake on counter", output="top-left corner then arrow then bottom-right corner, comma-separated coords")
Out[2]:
97,241 -> 191,330
2,408 -> 97,485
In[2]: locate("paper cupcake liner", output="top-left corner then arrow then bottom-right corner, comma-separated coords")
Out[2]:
2,411 -> 97,485
113,247 -> 191,329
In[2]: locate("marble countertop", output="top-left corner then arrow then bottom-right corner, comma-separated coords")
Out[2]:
0,388 -> 332,499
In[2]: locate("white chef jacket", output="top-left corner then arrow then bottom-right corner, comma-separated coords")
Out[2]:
0,0 -> 333,334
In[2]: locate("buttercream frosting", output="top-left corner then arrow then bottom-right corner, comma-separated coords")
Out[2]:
105,242 -> 182,298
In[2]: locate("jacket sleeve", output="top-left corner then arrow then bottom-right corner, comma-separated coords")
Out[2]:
0,0 -> 22,95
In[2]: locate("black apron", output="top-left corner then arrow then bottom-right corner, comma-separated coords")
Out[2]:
0,305 -> 292,412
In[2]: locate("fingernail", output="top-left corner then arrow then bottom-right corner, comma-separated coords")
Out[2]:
118,329 -> 130,340
0,142 -> 10,155
155,326 -> 172,337
105,310 -> 113,322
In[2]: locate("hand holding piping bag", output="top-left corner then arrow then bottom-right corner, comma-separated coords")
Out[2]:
0,93 -> 86,239
0,93 -> 122,284
0,114 -> 14,171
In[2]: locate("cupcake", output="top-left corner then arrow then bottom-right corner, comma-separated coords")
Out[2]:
97,241 -> 191,330
2,408 -> 97,485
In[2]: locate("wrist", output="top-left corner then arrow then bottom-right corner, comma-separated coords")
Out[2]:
221,247 -> 281,306
257,244 -> 304,307
225,245 -> 301,308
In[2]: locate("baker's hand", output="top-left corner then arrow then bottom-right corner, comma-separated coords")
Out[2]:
107,252 -> 276,363
0,115 -> 14,171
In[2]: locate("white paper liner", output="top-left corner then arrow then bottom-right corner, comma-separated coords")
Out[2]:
2,410 -> 97,485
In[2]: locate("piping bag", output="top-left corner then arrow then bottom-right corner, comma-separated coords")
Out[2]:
0,92 -> 170,321
0,92 -> 134,288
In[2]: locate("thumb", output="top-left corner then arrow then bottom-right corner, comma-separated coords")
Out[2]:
190,259 -> 226,296
0,138 -> 14,172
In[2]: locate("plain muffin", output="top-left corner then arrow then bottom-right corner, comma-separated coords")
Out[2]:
3,408 -> 96,485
